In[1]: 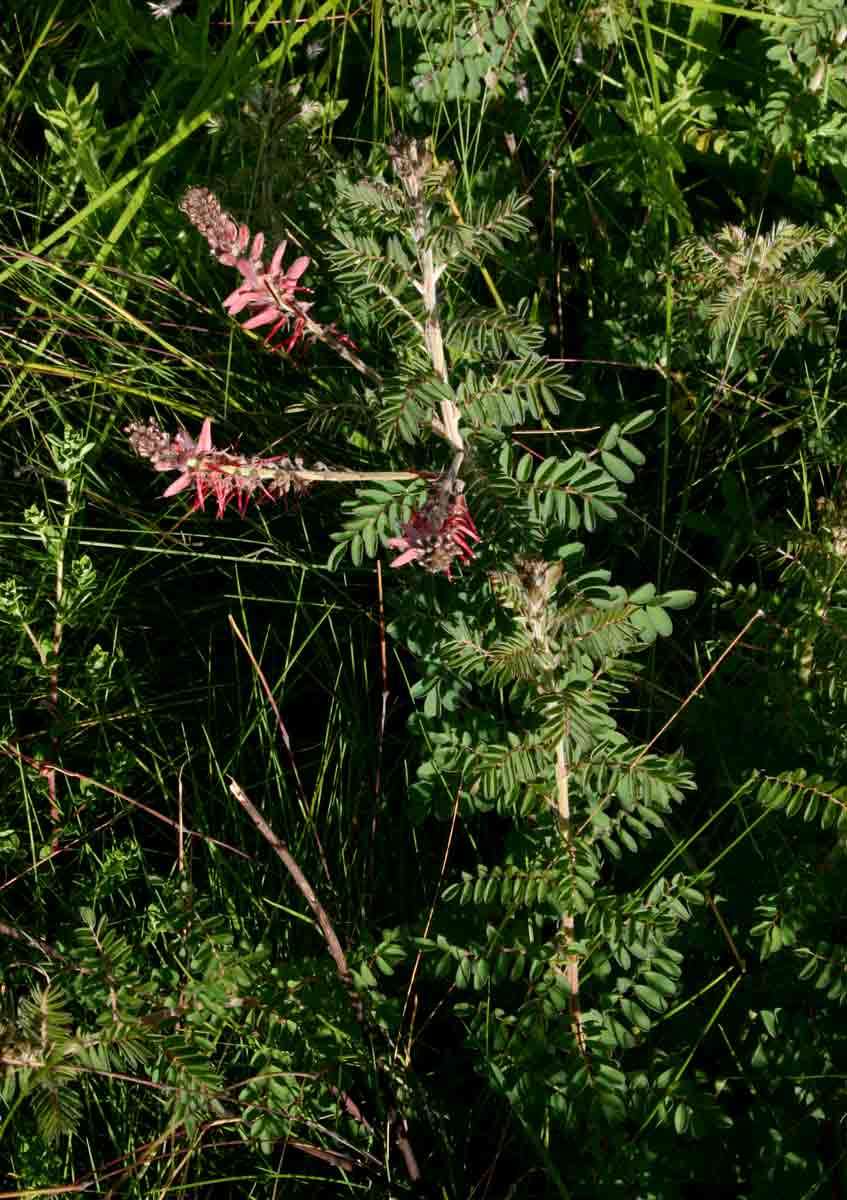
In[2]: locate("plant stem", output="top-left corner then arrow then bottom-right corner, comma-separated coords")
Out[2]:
229,778 -> 352,990
396,139 -> 464,454
266,284 -> 384,385
555,739 -> 587,1056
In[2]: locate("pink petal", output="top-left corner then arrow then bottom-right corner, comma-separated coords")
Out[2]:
223,287 -> 251,315
287,255 -> 311,281
269,240 -> 289,276
191,479 -> 210,511
243,306 -> 285,331
250,231 -> 265,260
197,418 -> 213,453
163,472 -> 192,497
237,224 -> 251,252
225,286 -> 269,311
389,547 -> 425,568
234,257 -> 260,283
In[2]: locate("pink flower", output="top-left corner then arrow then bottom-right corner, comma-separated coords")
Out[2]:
125,418 -> 312,518
222,240 -> 313,353
180,188 -> 317,355
388,483 -> 481,579
180,187 -> 363,364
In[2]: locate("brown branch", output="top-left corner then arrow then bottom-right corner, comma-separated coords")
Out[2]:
1,742 -> 251,862
228,778 -> 351,991
228,777 -> 422,1183
228,616 -> 331,882
0,920 -> 87,971
631,608 -> 764,767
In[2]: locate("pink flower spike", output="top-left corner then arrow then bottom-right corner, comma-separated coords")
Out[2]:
180,187 -> 354,360
126,416 -> 317,519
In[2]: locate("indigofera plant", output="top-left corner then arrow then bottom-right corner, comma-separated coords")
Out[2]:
123,135 -> 701,1185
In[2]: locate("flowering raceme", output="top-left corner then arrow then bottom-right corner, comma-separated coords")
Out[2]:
387,478 -> 481,579
180,188 -> 313,354
222,241 -> 311,353
125,417 -> 315,517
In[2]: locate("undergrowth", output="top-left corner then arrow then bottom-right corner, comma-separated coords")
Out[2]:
1,1 -> 846,1197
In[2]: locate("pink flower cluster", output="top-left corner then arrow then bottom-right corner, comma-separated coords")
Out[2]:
388,481 -> 480,579
222,239 -> 312,354
141,186 -> 484,579
125,417 -> 314,518
127,417 -> 482,576
180,188 -> 313,354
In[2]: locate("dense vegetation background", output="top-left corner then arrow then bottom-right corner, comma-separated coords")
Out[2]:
2,0 -> 847,1195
